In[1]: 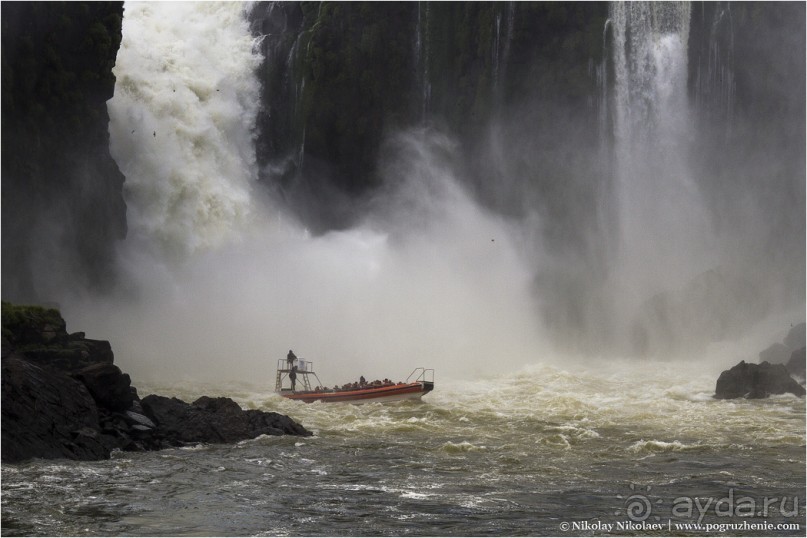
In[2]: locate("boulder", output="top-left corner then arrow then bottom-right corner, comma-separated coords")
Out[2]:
1,355 -> 108,462
125,410 -> 157,429
75,362 -> 133,411
715,360 -> 806,399
1,302 -> 312,462
786,347 -> 805,379
141,394 -> 312,446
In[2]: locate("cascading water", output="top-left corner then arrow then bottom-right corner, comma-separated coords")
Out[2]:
87,2 -> 548,383
692,3 -> 735,133
108,2 -> 263,257
4,4 -> 804,535
492,2 -> 516,108
416,1 -> 433,120
607,2 -> 717,353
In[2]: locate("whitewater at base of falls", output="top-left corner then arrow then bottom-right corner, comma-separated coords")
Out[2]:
63,126 -> 549,386
2,360 -> 804,536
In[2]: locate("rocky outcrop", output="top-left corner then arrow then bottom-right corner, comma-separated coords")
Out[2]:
141,395 -> 311,447
715,360 -> 806,400
75,362 -> 134,412
1,303 -> 310,463
1,354 -> 109,462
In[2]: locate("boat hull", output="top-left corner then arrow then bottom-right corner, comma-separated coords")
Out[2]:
281,382 -> 434,404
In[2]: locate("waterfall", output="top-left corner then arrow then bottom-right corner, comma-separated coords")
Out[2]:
597,19 -> 612,134
492,2 -> 516,108
416,1 -> 432,120
108,2 -> 263,257
694,3 -> 736,137
607,2 -> 717,351
493,12 -> 502,87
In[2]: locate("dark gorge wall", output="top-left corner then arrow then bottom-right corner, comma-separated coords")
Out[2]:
250,1 -> 804,354
252,1 -> 612,347
1,2 -> 801,358
1,2 -> 127,303
250,1 -> 609,231
689,2 -> 805,305
251,2 -> 421,229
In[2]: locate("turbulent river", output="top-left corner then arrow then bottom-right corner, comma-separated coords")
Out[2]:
2,360 -> 804,536
2,3 -> 804,535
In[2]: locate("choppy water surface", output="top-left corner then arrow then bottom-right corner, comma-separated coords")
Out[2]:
2,362 -> 804,536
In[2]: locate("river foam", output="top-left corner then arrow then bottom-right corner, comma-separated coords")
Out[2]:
4,358 -> 803,536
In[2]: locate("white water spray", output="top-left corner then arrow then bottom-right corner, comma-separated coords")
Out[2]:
108,2 -> 263,257
65,2 -> 548,384
608,2 -> 718,352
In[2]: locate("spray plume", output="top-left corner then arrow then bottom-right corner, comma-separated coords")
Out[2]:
61,2 -> 547,384
59,2 -> 804,384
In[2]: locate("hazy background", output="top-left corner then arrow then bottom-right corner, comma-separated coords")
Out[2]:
30,2 -> 805,385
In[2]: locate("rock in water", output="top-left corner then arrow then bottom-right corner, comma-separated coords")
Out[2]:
715,360 -> 806,399
141,395 -> 312,447
2,302 -> 312,462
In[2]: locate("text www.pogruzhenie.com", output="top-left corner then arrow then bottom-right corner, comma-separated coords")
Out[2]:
559,520 -> 801,533
557,486 -> 803,533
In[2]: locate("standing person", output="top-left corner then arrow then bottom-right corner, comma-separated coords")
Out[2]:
287,349 -> 297,369
289,365 -> 298,392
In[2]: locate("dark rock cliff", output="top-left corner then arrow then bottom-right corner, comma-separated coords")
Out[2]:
1,303 -> 311,463
249,2 -> 609,231
1,2 -> 128,303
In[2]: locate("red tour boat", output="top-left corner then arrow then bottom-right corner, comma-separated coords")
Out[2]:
275,357 -> 434,403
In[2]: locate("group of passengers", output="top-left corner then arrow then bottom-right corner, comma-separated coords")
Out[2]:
287,350 -> 402,393
313,377 -> 400,393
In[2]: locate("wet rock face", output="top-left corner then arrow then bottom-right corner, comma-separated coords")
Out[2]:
2,2 -> 128,302
141,395 -> 312,447
1,355 -> 108,462
1,303 -> 311,463
75,362 -> 134,412
715,360 -> 806,400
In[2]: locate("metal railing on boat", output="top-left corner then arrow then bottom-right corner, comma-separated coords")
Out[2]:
276,358 -> 324,393
406,367 -> 434,384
